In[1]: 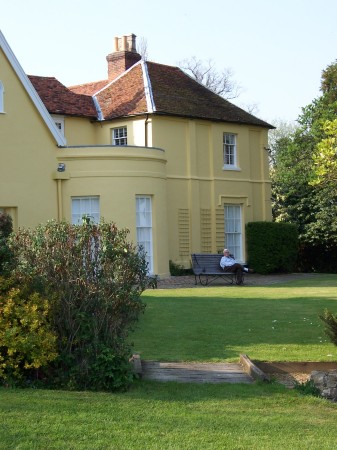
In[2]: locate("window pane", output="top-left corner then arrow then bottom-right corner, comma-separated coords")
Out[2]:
113,127 -> 127,145
223,133 -> 236,167
224,205 -> 242,260
71,196 -> 100,224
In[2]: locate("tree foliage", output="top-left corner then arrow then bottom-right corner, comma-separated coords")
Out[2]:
8,220 -> 148,390
270,60 -> 337,270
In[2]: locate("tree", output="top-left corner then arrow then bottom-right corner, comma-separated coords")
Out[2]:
312,119 -> 337,186
270,60 -> 337,271
178,56 -> 241,99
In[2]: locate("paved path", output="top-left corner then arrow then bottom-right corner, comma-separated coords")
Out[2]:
156,272 -> 318,289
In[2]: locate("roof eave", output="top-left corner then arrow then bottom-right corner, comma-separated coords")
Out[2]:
0,30 -> 67,147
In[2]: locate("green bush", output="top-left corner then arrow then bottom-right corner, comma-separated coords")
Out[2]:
0,212 -> 13,275
169,260 -> 193,276
246,222 -> 298,274
9,220 -> 148,391
297,243 -> 337,273
319,309 -> 337,347
0,277 -> 58,386
293,379 -> 321,397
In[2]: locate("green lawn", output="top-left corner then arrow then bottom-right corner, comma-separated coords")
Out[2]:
132,274 -> 337,362
2,274 -> 337,449
1,382 -> 337,449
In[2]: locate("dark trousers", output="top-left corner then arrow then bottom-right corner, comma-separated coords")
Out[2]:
223,263 -> 243,284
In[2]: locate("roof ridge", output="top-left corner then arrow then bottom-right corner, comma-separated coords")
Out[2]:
68,79 -> 107,89
93,59 -> 143,96
141,60 -> 156,113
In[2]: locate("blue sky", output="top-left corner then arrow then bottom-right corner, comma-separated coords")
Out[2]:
1,0 -> 337,125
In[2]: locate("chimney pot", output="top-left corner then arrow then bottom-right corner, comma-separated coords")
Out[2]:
106,34 -> 141,81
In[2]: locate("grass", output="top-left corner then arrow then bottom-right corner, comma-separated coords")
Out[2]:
132,274 -> 337,362
1,382 -> 337,449
2,274 -> 337,449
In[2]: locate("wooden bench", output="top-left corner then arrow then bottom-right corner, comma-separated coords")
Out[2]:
191,253 -> 244,286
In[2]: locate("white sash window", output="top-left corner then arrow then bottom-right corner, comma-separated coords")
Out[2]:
224,204 -> 242,261
71,196 -> 100,224
136,196 -> 153,273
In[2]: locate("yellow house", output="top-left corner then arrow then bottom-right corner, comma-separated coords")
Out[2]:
0,31 -> 273,278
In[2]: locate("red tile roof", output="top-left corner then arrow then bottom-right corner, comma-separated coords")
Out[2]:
95,63 -> 148,119
68,80 -> 108,96
28,76 -> 97,118
146,62 -> 271,127
30,61 -> 272,128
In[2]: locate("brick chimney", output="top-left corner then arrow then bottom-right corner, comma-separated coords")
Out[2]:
106,34 -> 141,81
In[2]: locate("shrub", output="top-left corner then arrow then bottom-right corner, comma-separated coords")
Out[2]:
246,222 -> 298,274
0,212 -> 13,275
293,379 -> 321,397
169,260 -> 193,276
297,243 -> 337,273
319,309 -> 337,347
9,220 -> 147,391
0,277 -> 58,386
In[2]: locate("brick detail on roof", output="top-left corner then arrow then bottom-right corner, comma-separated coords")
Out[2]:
28,75 -> 97,118
106,51 -> 141,81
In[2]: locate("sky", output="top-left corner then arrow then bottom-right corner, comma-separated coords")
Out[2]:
1,0 -> 337,126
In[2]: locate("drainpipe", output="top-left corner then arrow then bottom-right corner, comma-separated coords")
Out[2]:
145,114 -> 149,147
57,179 -> 63,220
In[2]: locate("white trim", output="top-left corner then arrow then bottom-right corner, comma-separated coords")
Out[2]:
141,60 -> 156,113
0,30 -> 66,147
92,95 -> 104,121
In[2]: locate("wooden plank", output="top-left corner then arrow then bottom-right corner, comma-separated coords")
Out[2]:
141,361 -> 253,384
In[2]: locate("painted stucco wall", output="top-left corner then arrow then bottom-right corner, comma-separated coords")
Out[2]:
54,145 -> 170,277
0,47 -> 59,229
150,116 -> 272,265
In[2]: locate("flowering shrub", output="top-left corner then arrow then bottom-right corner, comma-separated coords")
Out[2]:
0,278 -> 58,386
9,220 -> 147,390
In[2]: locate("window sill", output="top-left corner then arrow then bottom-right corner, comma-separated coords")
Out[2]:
223,165 -> 241,171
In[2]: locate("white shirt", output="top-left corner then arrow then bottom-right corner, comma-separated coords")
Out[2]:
220,255 -> 237,268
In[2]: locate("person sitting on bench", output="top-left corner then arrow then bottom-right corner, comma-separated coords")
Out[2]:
219,249 -> 254,285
